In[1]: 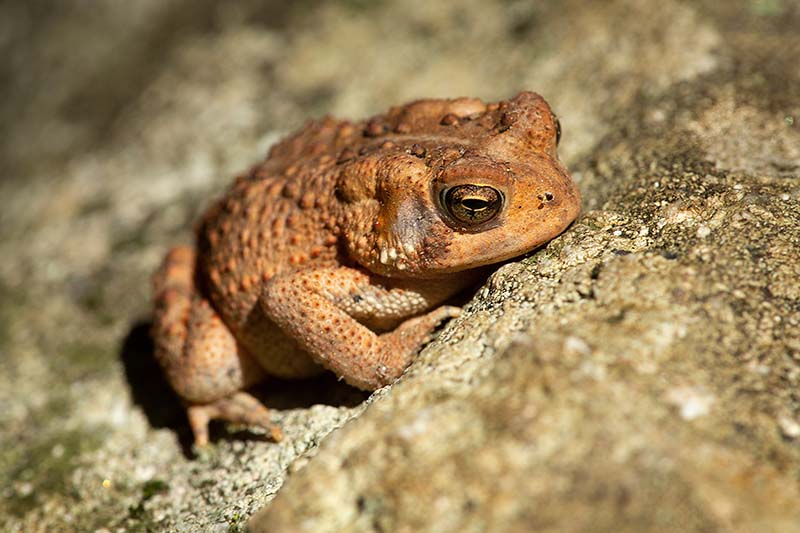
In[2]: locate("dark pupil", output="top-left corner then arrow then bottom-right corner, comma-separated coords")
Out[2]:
461,197 -> 489,211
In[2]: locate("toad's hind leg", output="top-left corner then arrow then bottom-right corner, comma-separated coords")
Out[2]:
151,246 -> 282,446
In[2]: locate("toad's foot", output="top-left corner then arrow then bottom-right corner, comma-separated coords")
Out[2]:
187,391 -> 283,448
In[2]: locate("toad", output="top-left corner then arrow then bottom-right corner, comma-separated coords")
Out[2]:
151,91 -> 580,446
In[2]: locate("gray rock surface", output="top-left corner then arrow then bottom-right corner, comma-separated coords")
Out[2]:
1,1 -> 798,532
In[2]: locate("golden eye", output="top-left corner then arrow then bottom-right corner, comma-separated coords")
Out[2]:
441,184 -> 503,226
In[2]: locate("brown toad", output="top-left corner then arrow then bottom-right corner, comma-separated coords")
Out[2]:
151,91 -> 580,446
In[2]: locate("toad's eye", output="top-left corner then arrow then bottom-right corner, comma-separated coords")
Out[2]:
441,184 -> 503,226
555,118 -> 562,146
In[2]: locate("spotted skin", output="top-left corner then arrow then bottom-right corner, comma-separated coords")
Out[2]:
152,91 -> 581,446
262,267 -> 462,390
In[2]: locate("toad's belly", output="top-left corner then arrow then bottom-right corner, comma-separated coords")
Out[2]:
237,302 -> 324,379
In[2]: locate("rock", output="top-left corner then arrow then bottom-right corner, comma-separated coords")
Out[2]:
0,1 -> 798,532
251,4 -> 800,531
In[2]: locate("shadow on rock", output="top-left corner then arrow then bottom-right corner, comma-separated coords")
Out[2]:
119,321 -> 195,455
119,321 -> 368,455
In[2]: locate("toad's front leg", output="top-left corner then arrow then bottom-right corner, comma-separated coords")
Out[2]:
261,267 -> 461,390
